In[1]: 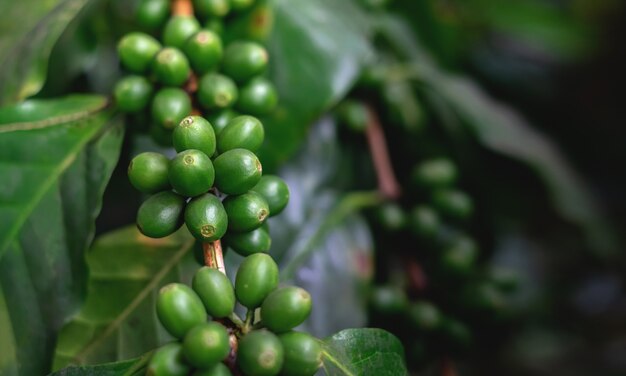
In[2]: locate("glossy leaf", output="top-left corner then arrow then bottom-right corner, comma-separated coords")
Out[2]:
322,328 -> 408,376
0,0 -> 91,104
47,353 -> 151,376
0,95 -> 123,376
52,226 -> 197,370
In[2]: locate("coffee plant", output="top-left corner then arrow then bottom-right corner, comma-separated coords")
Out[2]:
1,0 -> 622,375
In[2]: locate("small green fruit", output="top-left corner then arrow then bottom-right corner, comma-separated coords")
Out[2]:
431,189 -> 473,220
369,285 -> 408,314
192,266 -> 235,318
230,0 -> 255,12
183,322 -> 230,368
137,191 -> 185,238
146,343 -> 189,376
173,116 -> 217,157
151,88 -> 192,130
163,16 -> 201,49
114,75 -> 153,112
235,253 -> 278,308
278,331 -> 322,376
198,73 -> 238,110
128,152 -> 170,194
409,205 -> 440,238
185,193 -> 228,241
251,175 -> 289,216
375,202 -> 406,231
184,29 -> 223,74
407,301 -> 441,331
223,191 -> 269,232
222,41 -> 268,83
336,100 -> 368,132
237,77 -> 278,116
441,236 -> 478,276
117,32 -> 161,73
207,109 -> 239,135
192,363 -> 232,376
193,0 -> 230,18
412,158 -> 458,189
204,18 -> 225,36
152,47 -> 191,86
169,149 -> 215,197
136,0 -> 170,30
213,148 -> 262,195
217,115 -> 264,153
156,283 -> 206,339
261,286 -> 312,333
224,224 -> 271,256
237,330 -> 284,376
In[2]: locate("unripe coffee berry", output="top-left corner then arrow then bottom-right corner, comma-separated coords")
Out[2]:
198,73 -> 238,110
230,0 -> 255,11
431,189 -> 473,220
184,29 -> 223,74
163,16 -> 201,49
185,193 -> 228,242
235,253 -> 279,308
213,148 -> 262,195
156,283 -> 206,339
224,224 -> 271,256
237,330 -> 284,376
217,115 -> 264,153
114,75 -> 153,112
260,286 -> 312,333
173,116 -> 217,157
182,322 -> 230,368
223,191 -> 269,232
237,77 -> 278,116
412,158 -> 458,189
192,266 -> 235,318
151,88 -> 192,130
409,205 -> 440,238
117,32 -> 161,73
193,0 -> 230,18
207,109 -> 239,135
152,47 -> 191,86
169,149 -> 215,197
222,41 -> 268,83
147,343 -> 190,376
128,152 -> 170,193
408,301 -> 442,331
369,285 -> 408,314
136,0 -> 170,30
251,175 -> 289,216
279,331 -> 322,376
193,363 -> 232,376
137,191 -> 185,238
441,236 -> 478,276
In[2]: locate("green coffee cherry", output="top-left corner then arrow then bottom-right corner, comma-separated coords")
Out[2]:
169,149 -> 215,197
136,0 -> 170,30
163,16 -> 201,49
250,175 -> 289,216
156,283 -> 206,339
261,286 -> 312,333
198,73 -> 239,110
151,88 -> 192,130
230,0 -> 255,12
213,148 -> 262,195
185,193 -> 228,242
488,267 -> 519,293
117,32 -> 161,73
237,330 -> 284,376
369,285 -> 408,314
375,202 -> 406,231
409,205 -> 440,238
192,363 -> 232,376
222,41 -> 268,83
217,115 -> 264,153
146,343 -> 190,376
223,191 -> 269,232
207,109 -> 239,135
183,322 -> 230,368
441,236 -> 478,276
432,189 -> 473,220
193,0 -> 230,18
412,158 -> 458,189
337,100 -> 368,132
204,18 -> 225,36
235,253 -> 279,308
237,77 -> 278,116
128,152 -> 170,194
137,191 -> 185,238
152,47 -> 191,86
114,75 -> 153,112
173,116 -> 217,157
224,224 -> 271,256
184,29 -> 223,74
192,266 -> 235,318
279,331 -> 322,376
407,301 -> 441,331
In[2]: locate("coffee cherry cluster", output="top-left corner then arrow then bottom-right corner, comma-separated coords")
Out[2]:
147,260 -> 322,376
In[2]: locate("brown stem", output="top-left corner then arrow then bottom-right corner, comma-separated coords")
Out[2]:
406,258 -> 428,293
172,0 -> 193,16
440,358 -> 457,376
203,241 -> 226,274
365,105 -> 401,199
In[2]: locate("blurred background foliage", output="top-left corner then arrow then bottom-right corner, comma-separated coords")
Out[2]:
1,0 -> 625,375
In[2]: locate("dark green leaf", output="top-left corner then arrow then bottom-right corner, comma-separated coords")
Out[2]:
322,328 -> 408,376
52,226 -> 197,370
259,0 -> 374,170
48,352 -> 151,376
0,95 -> 123,376
0,0 -> 92,104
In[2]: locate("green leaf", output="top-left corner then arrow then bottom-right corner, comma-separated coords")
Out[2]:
48,353 -> 151,376
52,226 -> 197,370
259,0 -> 374,170
322,328 -> 408,376
0,95 -> 123,376
0,0 -> 92,104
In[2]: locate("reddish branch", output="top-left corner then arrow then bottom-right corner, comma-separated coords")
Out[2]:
406,258 -> 428,292
440,358 -> 458,376
365,105 -> 401,199
172,0 -> 193,16
203,241 -> 226,274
